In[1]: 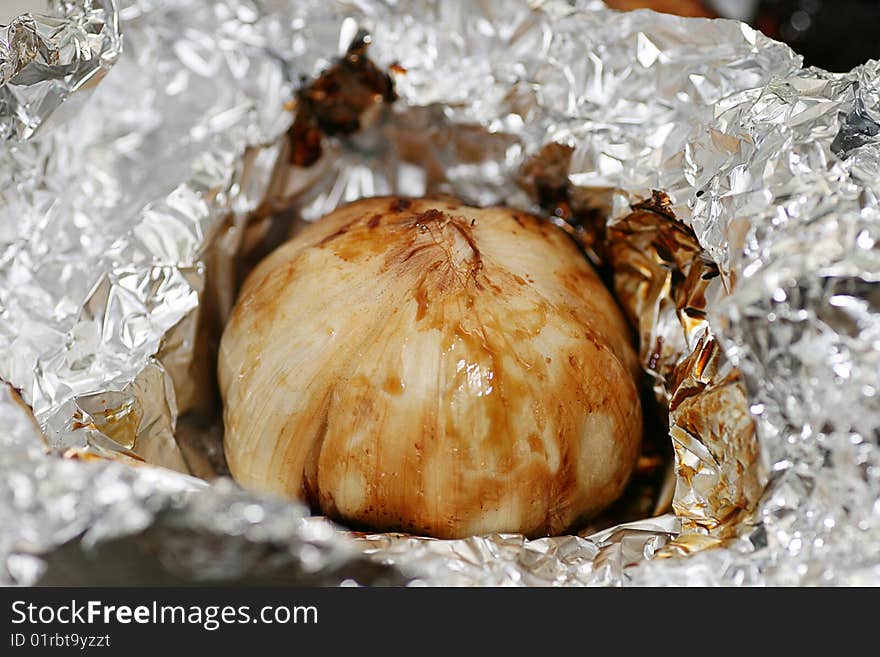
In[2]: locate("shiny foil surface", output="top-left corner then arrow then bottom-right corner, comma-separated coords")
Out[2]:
1,1 -> 120,140
1,0 -> 878,585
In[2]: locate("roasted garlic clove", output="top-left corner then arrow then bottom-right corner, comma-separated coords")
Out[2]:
219,197 -> 642,538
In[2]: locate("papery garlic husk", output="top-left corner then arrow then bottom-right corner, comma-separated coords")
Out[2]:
219,197 -> 643,538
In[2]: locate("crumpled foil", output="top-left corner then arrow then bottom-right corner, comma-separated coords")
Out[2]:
1,0 -> 878,586
1,1 -> 120,141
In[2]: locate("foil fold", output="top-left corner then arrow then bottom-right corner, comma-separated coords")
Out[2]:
604,194 -> 763,539
1,0 -> 121,141
1,0 -> 879,586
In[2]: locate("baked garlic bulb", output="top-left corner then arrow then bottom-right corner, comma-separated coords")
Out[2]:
219,197 -> 642,538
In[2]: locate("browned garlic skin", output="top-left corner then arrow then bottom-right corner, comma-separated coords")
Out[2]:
219,197 -> 642,538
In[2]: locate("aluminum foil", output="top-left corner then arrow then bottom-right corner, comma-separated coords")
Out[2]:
1,0 -> 878,586
1,1 -> 120,141
0,384 -> 407,586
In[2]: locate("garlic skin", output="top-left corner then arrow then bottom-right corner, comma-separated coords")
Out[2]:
219,197 -> 642,538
